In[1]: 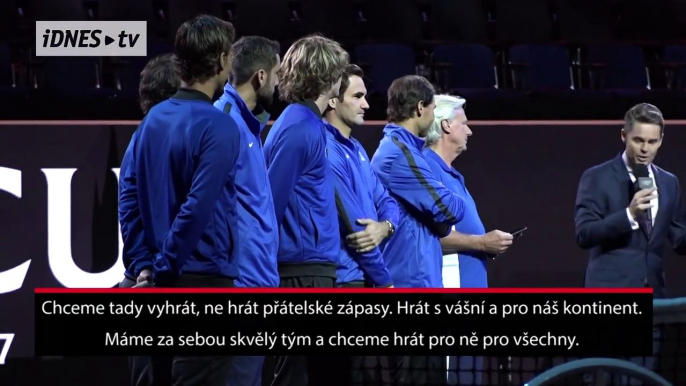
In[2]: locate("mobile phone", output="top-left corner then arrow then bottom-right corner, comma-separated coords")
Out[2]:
510,227 -> 527,239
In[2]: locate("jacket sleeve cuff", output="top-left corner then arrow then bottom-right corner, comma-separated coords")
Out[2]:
132,260 -> 153,278
438,223 -> 452,238
372,270 -> 393,288
152,253 -> 179,286
626,208 -> 640,230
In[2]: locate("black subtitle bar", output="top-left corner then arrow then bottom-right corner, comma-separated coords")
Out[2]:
34,288 -> 653,357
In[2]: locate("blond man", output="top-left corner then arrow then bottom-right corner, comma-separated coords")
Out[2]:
262,34 -> 348,386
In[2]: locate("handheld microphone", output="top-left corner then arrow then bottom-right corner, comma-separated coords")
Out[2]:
633,163 -> 653,191
633,163 -> 654,230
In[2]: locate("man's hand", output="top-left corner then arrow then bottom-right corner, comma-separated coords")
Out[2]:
137,268 -> 152,284
478,230 -> 513,255
132,280 -> 154,288
346,219 -> 390,253
628,188 -> 657,220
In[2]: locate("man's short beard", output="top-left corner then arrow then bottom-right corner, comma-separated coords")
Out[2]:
256,87 -> 274,107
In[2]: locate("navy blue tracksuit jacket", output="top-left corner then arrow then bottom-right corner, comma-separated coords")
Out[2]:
371,124 -> 466,288
118,88 -> 242,285
325,122 -> 398,287
263,101 -> 339,278
214,83 -> 279,287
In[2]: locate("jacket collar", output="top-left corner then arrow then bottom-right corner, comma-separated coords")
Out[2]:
424,148 -> 462,180
252,104 -> 271,129
612,152 -> 632,185
324,122 -> 355,150
173,88 -> 213,104
221,83 -> 271,135
295,100 -> 323,117
384,123 -> 425,151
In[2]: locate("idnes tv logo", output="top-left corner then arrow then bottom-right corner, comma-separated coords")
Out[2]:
36,21 -> 146,57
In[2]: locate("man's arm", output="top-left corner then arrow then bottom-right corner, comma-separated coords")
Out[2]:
265,124 -> 310,226
118,141 -> 155,280
328,145 -> 392,287
346,159 -> 400,254
370,162 -> 400,230
118,132 -> 156,282
574,168 -> 635,249
669,179 -> 686,255
440,230 -> 513,255
154,118 -> 241,284
384,142 -> 465,234
440,231 -> 482,252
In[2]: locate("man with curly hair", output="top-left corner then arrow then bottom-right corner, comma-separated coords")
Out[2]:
262,34 -> 349,386
137,53 -> 180,115
118,14 -> 241,386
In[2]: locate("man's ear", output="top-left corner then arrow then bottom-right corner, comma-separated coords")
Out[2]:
416,101 -> 424,118
250,70 -> 265,91
620,129 -> 627,144
441,119 -> 451,134
218,52 -> 230,74
257,69 -> 267,86
328,98 -> 337,110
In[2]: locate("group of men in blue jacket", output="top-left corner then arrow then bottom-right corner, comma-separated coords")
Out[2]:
118,11 -> 505,386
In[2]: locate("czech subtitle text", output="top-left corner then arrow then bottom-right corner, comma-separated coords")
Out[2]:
34,293 -> 653,356
39,298 -> 643,319
102,330 -> 581,351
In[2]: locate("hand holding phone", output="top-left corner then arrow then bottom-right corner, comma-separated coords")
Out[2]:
480,229 -> 514,256
510,227 -> 528,240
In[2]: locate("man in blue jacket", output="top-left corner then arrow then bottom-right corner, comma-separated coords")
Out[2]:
424,94 -> 513,289
262,35 -> 349,386
120,53 -> 179,291
214,36 -> 280,289
323,63 -> 399,385
370,75 -> 467,289
118,15 -> 241,386
371,75 -> 467,386
119,53 -> 178,386
213,35 -> 281,386
424,94 -> 513,386
324,64 -> 398,289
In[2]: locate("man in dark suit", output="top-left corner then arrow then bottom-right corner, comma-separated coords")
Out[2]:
575,103 -> 686,384
575,103 -> 686,296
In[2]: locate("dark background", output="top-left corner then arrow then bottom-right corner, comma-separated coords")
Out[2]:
2,0 -> 686,122
1,120 -> 685,363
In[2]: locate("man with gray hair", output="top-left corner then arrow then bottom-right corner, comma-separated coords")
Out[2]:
424,94 -> 513,288
423,94 -> 513,385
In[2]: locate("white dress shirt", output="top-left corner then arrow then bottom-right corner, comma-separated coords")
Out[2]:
623,152 -> 658,229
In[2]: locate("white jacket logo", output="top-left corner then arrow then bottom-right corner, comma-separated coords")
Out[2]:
0,167 -> 124,294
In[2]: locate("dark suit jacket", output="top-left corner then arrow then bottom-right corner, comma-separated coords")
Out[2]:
575,153 -> 686,298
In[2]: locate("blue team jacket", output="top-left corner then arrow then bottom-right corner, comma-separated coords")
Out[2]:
370,124 -> 466,288
424,148 -> 488,288
263,101 -> 339,277
325,123 -> 399,287
213,83 -> 279,287
119,129 -> 146,281
118,88 -> 242,285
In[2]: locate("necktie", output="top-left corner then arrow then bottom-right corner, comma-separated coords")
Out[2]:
641,208 -> 653,235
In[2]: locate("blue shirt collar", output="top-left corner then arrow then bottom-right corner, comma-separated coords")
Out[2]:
383,123 -> 425,151
324,122 -> 356,151
424,148 -> 463,180
221,83 -> 271,135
